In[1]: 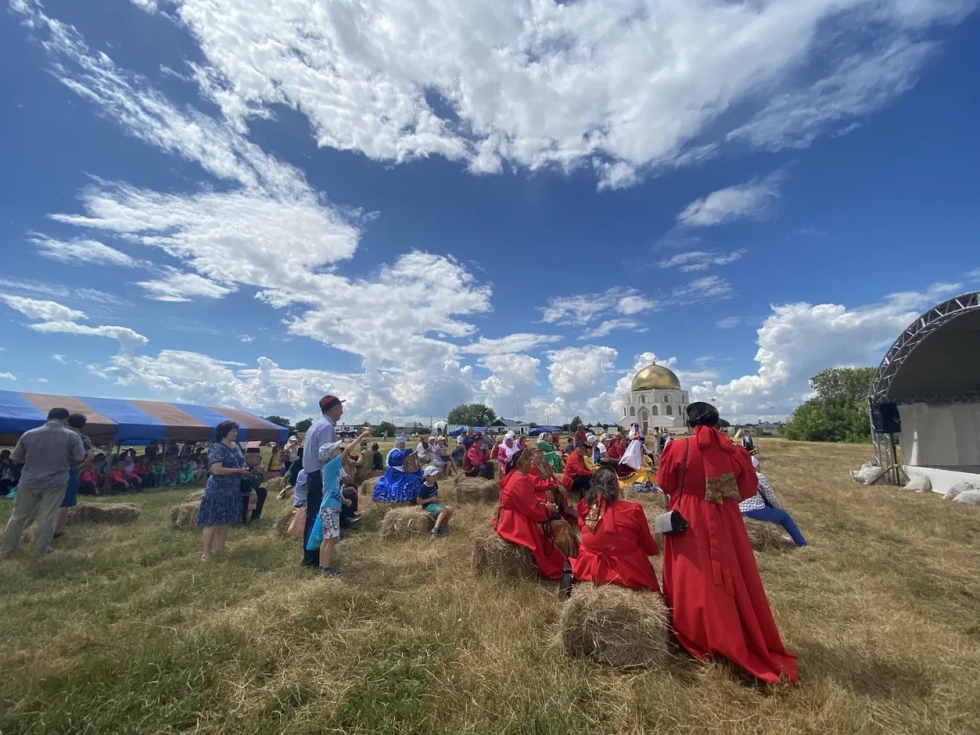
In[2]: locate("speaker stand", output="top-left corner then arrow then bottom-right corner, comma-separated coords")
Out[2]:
872,432 -> 908,486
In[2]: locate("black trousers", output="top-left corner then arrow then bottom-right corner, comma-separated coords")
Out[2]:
466,464 -> 494,480
570,475 -> 591,500
241,486 -> 268,523
302,469 -> 323,566
340,486 -> 358,527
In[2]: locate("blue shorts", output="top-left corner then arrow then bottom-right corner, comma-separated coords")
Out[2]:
61,466 -> 79,508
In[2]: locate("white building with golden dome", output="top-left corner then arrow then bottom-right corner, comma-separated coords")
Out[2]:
619,360 -> 689,434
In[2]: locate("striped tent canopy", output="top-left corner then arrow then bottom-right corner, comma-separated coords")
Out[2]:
0,390 -> 289,446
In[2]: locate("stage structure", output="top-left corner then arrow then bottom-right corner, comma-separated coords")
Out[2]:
868,291 -> 980,493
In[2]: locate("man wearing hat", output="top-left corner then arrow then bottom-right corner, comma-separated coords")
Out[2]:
301,395 -> 345,567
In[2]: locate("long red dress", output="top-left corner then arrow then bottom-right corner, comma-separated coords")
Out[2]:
657,427 -> 798,684
493,470 -> 566,580
572,497 -> 661,592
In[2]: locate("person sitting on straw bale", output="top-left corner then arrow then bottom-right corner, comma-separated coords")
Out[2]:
537,432 -> 564,474
572,467 -> 661,592
739,457 -> 808,548
307,429 -> 371,577
562,441 -> 593,500
657,402 -> 798,685
432,436 -> 458,478
353,440 -> 378,485
372,436 -> 424,504
416,435 -> 434,465
463,436 -> 494,480
280,436 -> 300,477
419,466 -> 453,536
242,449 -> 268,523
496,433 -> 519,464
493,446 -> 577,580
615,434 -> 658,490
527,451 -> 576,524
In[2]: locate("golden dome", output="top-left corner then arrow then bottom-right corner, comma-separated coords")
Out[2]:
632,362 -> 682,392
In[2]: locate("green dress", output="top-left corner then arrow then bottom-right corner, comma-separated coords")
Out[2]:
539,440 -> 564,473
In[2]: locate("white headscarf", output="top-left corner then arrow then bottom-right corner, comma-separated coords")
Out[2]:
502,432 -> 519,459
621,438 -> 645,470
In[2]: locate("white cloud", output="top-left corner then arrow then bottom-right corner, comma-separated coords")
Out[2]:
0,295 -> 148,351
0,278 -> 122,306
479,353 -> 541,413
136,268 -> 236,302
546,346 -> 618,404
715,316 -> 743,329
52,354 -> 67,364
37,378 -> 49,383
677,179 -> 780,228
1,295 -> 85,322
0,372 -> 16,381
460,333 -> 562,355
107,0 -> 972,188
542,288 -> 657,326
239,335 -> 254,343
581,319 -> 643,340
660,249 -> 746,272
688,281 -> 962,422
668,276 -> 734,305
30,235 -> 137,267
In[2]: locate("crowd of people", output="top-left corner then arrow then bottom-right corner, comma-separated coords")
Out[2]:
1,394 -> 806,685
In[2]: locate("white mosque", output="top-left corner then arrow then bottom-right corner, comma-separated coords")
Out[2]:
619,359 -> 689,434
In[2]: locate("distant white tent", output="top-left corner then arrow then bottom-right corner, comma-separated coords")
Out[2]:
869,291 -> 980,492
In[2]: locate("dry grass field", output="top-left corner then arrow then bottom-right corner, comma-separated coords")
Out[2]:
1,439 -> 979,734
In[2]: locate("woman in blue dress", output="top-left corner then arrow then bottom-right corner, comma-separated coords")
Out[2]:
197,420 -> 250,561
372,436 -> 423,503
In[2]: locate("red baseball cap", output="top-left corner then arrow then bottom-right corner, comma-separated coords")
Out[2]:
319,395 -> 346,411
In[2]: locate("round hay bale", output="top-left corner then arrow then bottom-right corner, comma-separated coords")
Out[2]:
359,476 -> 381,497
470,523 -> 537,579
558,584 -> 671,669
265,476 -> 286,496
184,489 -> 205,503
453,476 -> 499,504
379,506 -> 434,541
68,502 -> 140,525
743,518 -> 785,551
170,502 -> 199,530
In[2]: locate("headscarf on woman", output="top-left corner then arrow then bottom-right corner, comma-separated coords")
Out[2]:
656,401 -> 797,684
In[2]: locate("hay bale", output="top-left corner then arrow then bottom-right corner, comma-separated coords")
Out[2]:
743,518 -> 785,551
453,475 -> 499,504
170,502 -> 199,530
379,506 -> 434,541
558,584 -> 671,669
359,476 -> 382,497
265,476 -> 286,496
68,503 -> 140,525
184,490 -> 205,503
275,506 -> 298,536
471,524 -> 537,579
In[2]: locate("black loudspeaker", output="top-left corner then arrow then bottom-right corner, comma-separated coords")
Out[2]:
870,402 -> 901,434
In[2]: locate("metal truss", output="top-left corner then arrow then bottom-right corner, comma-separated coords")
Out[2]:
868,291 -> 980,467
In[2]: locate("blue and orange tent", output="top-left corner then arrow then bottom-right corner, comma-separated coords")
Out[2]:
0,390 -> 289,446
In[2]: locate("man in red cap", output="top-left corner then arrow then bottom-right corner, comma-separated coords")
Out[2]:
301,395 -> 345,567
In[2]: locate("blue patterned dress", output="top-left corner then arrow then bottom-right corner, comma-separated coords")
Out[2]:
196,442 -> 245,527
372,449 -> 423,503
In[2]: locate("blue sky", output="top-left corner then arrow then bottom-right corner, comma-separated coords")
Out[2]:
0,0 -> 977,425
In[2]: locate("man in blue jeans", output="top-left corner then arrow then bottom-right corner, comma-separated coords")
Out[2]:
739,457 -> 808,547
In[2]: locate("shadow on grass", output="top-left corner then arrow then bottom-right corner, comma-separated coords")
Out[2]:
798,640 -> 934,700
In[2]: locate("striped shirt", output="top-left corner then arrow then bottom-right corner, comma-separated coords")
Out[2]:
739,472 -> 782,513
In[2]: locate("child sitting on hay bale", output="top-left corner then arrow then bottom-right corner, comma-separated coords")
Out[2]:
419,466 -> 453,536
559,583 -> 671,669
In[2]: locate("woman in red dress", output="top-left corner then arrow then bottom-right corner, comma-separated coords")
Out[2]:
657,402 -> 798,684
493,447 -> 576,579
572,467 -> 660,592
